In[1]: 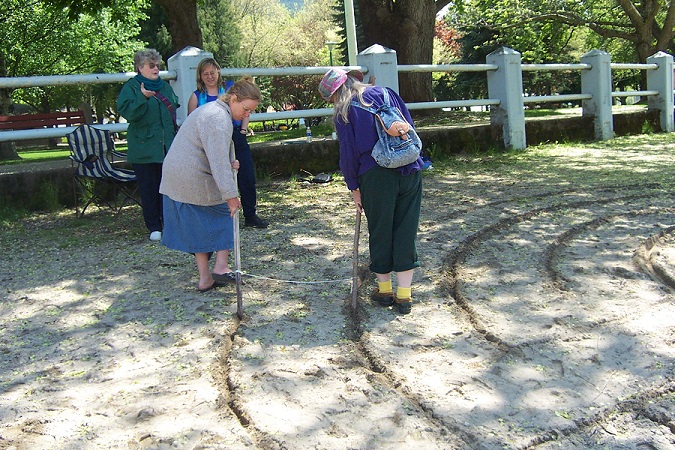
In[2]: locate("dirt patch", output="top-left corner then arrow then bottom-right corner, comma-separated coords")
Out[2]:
2,133 -> 675,449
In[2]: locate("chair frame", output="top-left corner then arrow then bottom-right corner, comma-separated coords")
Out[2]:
67,124 -> 140,217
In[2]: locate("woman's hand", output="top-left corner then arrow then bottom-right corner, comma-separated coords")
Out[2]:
351,188 -> 363,213
140,82 -> 155,98
227,197 -> 242,217
231,159 -> 240,170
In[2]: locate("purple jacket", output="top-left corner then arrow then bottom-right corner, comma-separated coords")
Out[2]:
335,86 -> 423,190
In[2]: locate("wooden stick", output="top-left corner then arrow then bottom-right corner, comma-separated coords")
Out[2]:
232,169 -> 243,320
352,210 -> 361,311
234,208 -> 243,319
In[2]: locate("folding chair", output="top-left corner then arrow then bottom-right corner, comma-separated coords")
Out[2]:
67,124 -> 140,217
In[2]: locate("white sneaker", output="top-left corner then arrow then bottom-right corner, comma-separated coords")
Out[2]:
149,231 -> 162,241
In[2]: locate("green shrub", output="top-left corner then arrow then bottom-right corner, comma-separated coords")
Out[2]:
29,180 -> 61,211
641,120 -> 655,134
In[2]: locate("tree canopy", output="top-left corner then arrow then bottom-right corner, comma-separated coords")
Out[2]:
28,0 -> 675,102
0,0 -> 146,159
446,0 -> 675,64
349,0 -> 454,102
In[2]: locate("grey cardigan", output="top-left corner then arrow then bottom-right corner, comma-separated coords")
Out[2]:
160,99 -> 237,206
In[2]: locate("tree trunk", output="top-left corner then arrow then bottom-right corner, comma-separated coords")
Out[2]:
154,0 -> 203,53
0,53 -> 20,161
0,92 -> 20,159
0,141 -> 19,161
357,0 -> 436,103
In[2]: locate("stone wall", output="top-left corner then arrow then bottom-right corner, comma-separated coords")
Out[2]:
0,110 -> 663,210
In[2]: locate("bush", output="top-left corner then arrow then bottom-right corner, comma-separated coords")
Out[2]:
29,180 -> 62,211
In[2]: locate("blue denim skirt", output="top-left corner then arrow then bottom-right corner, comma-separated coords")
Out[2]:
162,196 -> 234,253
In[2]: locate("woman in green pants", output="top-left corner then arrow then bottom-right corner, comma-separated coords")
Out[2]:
319,68 -> 423,315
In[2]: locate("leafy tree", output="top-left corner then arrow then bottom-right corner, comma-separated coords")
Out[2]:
432,19 -> 463,102
441,0 -> 582,103
233,0 -> 292,67
0,0 -> 145,160
447,0 -> 675,80
137,2 -> 173,63
231,0 -> 338,114
56,0 -> 451,104
198,0 -> 242,67
10,7 -> 145,111
434,19 -> 461,63
356,0 -> 454,103
52,0 -> 202,52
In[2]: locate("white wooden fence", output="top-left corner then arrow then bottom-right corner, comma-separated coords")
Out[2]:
0,44 -> 673,150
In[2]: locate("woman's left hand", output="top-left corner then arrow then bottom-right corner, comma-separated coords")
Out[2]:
231,159 -> 240,170
227,197 -> 241,217
351,189 -> 363,213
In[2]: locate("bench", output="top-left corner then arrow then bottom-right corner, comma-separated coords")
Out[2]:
0,110 -> 88,131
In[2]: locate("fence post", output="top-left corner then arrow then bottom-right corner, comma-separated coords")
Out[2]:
581,49 -> 614,140
646,51 -> 674,132
357,44 -> 399,93
486,47 -> 526,150
167,46 -> 214,126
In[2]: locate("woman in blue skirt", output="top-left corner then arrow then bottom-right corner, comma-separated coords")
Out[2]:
160,76 -> 261,292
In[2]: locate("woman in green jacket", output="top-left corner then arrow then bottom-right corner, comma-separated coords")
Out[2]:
117,49 -> 179,241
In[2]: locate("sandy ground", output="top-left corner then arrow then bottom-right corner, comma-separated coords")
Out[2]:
2,133 -> 675,449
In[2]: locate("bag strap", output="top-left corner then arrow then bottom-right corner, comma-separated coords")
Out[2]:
350,88 -> 412,137
350,99 -> 377,114
381,87 -> 391,107
154,91 -> 177,128
350,87 -> 397,113
350,87 -> 391,114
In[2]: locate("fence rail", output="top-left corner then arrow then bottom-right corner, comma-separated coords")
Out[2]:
0,46 -> 672,149
0,72 -> 175,89
523,94 -> 592,104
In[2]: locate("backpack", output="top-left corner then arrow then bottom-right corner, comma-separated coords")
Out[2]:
351,88 -> 422,169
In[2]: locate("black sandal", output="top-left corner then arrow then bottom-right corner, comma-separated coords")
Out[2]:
212,272 -> 245,284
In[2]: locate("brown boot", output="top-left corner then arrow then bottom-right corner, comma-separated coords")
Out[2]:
371,288 -> 394,306
394,295 -> 412,314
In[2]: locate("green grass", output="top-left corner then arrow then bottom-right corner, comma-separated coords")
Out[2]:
9,125 -> 338,163
6,123 -> 339,165
9,144 -> 129,165
0,204 -> 31,225
14,149 -> 71,164
248,123 -> 334,144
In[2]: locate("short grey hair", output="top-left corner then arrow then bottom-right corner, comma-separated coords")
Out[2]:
134,49 -> 162,71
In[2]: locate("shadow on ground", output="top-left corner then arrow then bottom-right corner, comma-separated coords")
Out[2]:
2,132 -> 675,449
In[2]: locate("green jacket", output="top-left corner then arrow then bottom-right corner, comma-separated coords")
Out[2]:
117,78 -> 179,164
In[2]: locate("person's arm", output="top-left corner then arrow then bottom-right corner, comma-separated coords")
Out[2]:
116,80 -> 151,122
240,116 -> 252,135
199,110 -> 238,201
336,119 -> 360,191
187,93 -> 198,115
